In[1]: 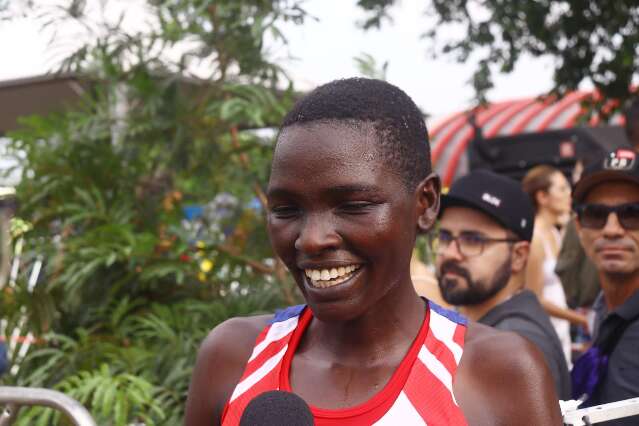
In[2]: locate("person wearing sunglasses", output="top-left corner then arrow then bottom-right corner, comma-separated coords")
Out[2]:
435,170 -> 572,400
570,149 -> 639,423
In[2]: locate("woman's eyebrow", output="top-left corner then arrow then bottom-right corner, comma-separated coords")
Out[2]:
267,184 -> 381,199
266,187 -> 295,199
325,184 -> 380,195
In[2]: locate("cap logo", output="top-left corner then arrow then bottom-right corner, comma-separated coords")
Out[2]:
482,192 -> 501,207
521,219 -> 527,228
604,149 -> 636,170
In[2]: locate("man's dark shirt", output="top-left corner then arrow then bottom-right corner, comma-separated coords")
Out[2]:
478,290 -> 572,400
588,289 -> 639,425
556,220 -> 600,307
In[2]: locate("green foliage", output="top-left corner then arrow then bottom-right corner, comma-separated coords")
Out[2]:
2,0 -> 306,423
10,290 -> 283,425
358,0 -> 639,113
18,365 -> 163,426
354,52 -> 389,81
355,0 -> 395,29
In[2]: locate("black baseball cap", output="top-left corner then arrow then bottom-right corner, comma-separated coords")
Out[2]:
440,170 -> 535,241
573,148 -> 639,202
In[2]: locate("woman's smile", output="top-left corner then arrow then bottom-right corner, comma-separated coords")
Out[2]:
303,264 -> 363,288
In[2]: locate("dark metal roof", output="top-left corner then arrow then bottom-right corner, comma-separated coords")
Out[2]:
0,73 -> 87,135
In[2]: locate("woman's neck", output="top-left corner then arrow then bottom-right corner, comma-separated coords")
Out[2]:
305,284 -> 426,365
536,209 -> 558,230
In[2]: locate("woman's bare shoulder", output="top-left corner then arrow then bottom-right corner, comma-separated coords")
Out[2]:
201,314 -> 273,355
454,322 -> 562,425
185,314 -> 273,426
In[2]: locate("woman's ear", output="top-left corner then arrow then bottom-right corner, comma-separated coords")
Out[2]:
416,173 -> 441,233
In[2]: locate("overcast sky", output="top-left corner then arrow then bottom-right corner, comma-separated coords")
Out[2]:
0,0 -> 557,119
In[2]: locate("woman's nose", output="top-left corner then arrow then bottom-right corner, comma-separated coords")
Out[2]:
294,213 -> 341,254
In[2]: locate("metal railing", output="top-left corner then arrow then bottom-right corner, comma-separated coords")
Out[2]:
0,386 -> 97,426
563,397 -> 639,425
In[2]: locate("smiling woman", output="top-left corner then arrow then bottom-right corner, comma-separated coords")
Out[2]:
267,121 -> 421,321
185,78 -> 564,426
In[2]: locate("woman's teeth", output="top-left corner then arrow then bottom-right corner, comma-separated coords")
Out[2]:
304,265 -> 360,288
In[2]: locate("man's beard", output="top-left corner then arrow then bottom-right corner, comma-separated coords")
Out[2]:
437,254 -> 512,306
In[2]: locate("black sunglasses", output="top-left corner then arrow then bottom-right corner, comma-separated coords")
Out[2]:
574,202 -> 639,230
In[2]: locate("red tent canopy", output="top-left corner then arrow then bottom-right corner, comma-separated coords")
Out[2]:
428,91 -> 625,186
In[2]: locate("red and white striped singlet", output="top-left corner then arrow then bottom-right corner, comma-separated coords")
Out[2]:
221,301 -> 468,425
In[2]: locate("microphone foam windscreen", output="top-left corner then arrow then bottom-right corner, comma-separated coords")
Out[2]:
239,390 -> 315,426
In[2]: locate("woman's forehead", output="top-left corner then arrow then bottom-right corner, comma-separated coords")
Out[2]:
273,124 -> 383,172
269,124 -> 406,196
276,122 -> 378,155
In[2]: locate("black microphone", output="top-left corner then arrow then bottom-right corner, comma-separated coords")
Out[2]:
239,390 -> 315,426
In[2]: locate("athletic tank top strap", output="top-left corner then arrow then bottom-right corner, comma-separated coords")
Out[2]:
221,305 -> 305,425
221,301 -> 468,426
540,227 -> 562,257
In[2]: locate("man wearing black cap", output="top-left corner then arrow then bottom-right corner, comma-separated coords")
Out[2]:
571,149 -> 639,422
436,169 -> 572,399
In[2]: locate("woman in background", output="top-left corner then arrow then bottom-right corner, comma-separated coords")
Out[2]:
523,165 -> 588,367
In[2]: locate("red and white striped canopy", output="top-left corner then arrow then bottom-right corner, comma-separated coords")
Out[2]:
428,91 -> 625,186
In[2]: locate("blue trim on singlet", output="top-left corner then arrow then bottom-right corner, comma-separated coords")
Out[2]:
270,302 -> 467,327
270,304 -> 306,324
429,300 -> 468,326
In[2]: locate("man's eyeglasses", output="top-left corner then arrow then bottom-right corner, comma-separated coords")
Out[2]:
574,202 -> 639,230
434,229 -> 519,257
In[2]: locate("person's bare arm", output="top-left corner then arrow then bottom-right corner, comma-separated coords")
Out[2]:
526,234 -> 588,328
455,323 -> 563,426
184,315 -> 270,426
525,236 -> 546,297
539,297 -> 589,329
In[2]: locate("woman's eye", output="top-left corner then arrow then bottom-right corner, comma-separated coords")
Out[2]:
338,202 -> 374,214
271,206 -> 300,218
